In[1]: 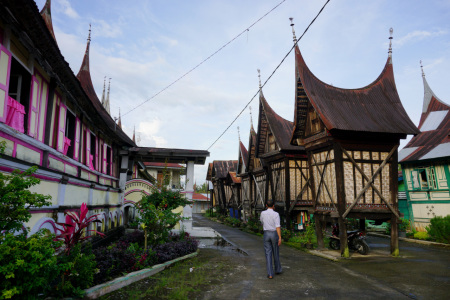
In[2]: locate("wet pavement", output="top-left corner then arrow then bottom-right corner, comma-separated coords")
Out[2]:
193,214 -> 450,300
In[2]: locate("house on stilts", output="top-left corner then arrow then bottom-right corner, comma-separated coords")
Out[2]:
289,26 -> 419,256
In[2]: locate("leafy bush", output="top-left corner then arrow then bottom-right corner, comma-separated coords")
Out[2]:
137,188 -> 190,248
426,215 -> 450,243
246,215 -> 263,233
414,231 -> 430,240
52,244 -> 97,298
224,216 -> 241,227
0,166 -> 51,234
281,228 -> 292,242
154,238 -> 198,264
0,231 -> 66,299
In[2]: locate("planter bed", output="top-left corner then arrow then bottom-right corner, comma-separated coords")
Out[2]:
84,251 -> 198,299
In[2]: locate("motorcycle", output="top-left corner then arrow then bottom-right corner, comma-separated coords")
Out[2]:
329,223 -> 370,255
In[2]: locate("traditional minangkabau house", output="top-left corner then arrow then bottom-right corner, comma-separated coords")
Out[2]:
0,0 -> 137,235
289,26 -> 419,255
398,64 -> 450,231
237,134 -> 250,221
225,169 -> 241,218
255,77 -> 313,230
206,160 -> 238,214
0,0 -> 210,237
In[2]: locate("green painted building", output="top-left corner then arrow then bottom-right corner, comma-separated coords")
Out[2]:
399,67 -> 450,231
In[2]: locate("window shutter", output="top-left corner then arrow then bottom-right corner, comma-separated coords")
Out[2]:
0,45 -> 11,123
37,76 -> 48,142
110,147 -> 113,176
73,117 -> 81,161
411,170 -> 420,190
85,129 -> 91,167
56,102 -> 66,152
28,76 -> 41,138
103,143 -> 108,173
95,135 -> 99,171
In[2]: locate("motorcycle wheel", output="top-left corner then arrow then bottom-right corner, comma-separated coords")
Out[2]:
329,239 -> 340,250
355,240 -> 369,255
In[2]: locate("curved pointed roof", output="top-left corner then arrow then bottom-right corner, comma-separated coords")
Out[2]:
237,140 -> 248,175
76,27 -> 134,146
400,75 -> 450,162
40,0 -> 55,41
256,90 -> 303,157
291,44 -> 419,144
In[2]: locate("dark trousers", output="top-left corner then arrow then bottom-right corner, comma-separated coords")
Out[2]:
263,230 -> 282,276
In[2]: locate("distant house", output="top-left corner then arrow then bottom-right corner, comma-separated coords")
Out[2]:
143,162 -> 184,189
191,192 -> 210,214
399,68 -> 450,231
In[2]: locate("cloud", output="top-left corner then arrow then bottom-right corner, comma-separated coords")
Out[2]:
395,30 -> 447,48
137,119 -> 167,147
59,0 -> 79,19
91,19 -> 123,39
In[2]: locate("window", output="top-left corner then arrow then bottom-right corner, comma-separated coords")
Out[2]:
90,132 -> 96,170
65,110 -> 76,158
411,167 -> 437,190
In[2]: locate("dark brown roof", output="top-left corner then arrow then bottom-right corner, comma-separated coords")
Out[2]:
247,125 -> 258,172
129,147 -> 209,165
237,141 -> 248,175
0,0 -> 134,147
206,163 -> 213,181
76,32 -> 134,146
400,77 -> 450,162
39,0 -> 55,40
291,45 -> 419,143
256,91 -> 304,157
212,160 -> 238,179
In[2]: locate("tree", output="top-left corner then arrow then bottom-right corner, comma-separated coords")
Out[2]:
137,188 -> 190,248
0,165 -> 52,234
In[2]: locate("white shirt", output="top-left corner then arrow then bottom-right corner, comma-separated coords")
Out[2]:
260,208 -> 280,231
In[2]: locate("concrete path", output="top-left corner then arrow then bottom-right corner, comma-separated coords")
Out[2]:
193,214 -> 449,300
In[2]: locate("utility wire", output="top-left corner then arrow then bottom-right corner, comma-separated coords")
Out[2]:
123,0 -> 287,117
207,0 -> 331,151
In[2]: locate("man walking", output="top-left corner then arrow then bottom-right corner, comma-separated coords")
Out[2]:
260,199 -> 282,279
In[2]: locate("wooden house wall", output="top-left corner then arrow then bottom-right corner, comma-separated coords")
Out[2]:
402,162 -> 450,231
253,172 -> 266,209
311,149 -> 338,209
268,160 -> 286,205
288,159 -> 312,205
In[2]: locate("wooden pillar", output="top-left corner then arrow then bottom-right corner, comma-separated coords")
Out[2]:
334,143 -> 349,257
359,218 -> 366,231
390,148 -> 399,256
315,213 -> 325,249
285,159 -> 291,230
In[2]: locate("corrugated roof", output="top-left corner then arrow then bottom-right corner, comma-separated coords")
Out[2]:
212,160 -> 238,179
237,141 -> 248,175
227,171 -> 242,184
291,44 -> 419,143
401,77 -> 450,162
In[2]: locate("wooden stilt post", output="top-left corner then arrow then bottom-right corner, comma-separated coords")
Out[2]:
391,214 -> 399,256
359,218 -> 366,232
334,142 -> 349,257
315,213 -> 325,249
391,148 -> 399,256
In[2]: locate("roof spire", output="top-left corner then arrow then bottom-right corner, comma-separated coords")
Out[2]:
118,108 -> 122,128
40,0 -> 56,41
388,27 -> 393,61
249,105 -> 254,129
132,125 -> 136,143
257,69 -> 262,89
104,78 -> 111,114
237,126 -> 241,141
101,76 -> 106,105
289,17 -> 297,44
420,60 -> 425,77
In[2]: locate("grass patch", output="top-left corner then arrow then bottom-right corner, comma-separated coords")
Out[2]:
99,249 -> 235,300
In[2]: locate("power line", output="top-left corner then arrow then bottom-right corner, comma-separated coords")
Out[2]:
123,0 -> 287,117
207,0 -> 331,151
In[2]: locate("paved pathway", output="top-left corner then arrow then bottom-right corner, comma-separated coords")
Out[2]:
193,214 -> 449,300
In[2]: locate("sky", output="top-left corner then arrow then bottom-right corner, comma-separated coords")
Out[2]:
34,0 -> 450,185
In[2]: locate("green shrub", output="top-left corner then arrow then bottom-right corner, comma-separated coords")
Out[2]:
281,228 -> 292,242
0,231 -> 67,299
414,231 -> 430,240
224,217 -> 241,227
426,215 -> 450,244
52,244 -> 97,298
